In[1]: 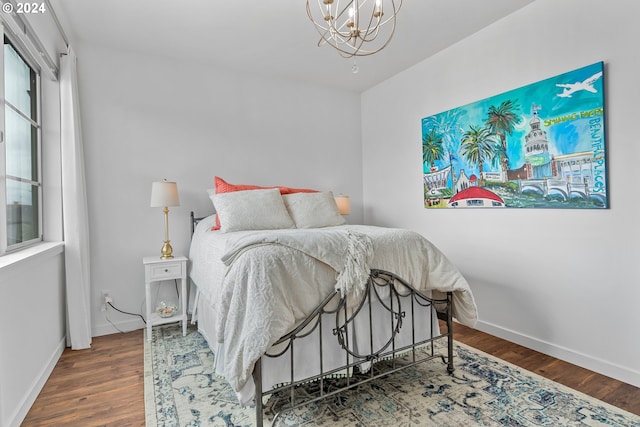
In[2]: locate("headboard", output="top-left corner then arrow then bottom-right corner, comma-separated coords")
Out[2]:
190,211 -> 207,236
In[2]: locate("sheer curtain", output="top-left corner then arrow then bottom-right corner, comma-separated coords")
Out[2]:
60,46 -> 92,349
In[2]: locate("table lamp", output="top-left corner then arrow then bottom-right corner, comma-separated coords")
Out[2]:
335,194 -> 351,215
150,179 -> 180,259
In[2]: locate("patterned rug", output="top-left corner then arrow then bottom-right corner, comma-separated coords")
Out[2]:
144,324 -> 640,426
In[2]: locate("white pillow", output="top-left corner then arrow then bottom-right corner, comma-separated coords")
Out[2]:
213,188 -> 295,232
206,188 -> 217,212
283,191 -> 345,228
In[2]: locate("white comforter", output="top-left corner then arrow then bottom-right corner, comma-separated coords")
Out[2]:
190,220 -> 477,396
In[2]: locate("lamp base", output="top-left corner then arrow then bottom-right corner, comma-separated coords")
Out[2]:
160,240 -> 173,259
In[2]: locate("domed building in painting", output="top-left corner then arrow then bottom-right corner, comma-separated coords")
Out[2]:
524,109 -> 553,179
447,187 -> 505,208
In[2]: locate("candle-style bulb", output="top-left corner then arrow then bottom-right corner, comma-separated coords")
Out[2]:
374,0 -> 383,17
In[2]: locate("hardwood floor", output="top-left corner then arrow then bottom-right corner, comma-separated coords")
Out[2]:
22,330 -> 146,426
22,323 -> 640,426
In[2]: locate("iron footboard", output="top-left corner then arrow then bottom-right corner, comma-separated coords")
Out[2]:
252,269 -> 455,427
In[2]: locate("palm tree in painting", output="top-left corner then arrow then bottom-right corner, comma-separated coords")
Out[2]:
485,100 -> 521,175
460,125 -> 497,186
423,109 -> 467,191
490,143 -> 508,172
422,129 -> 445,171
423,109 -> 466,156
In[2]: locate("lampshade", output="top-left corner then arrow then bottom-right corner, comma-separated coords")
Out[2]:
335,194 -> 351,215
150,180 -> 180,207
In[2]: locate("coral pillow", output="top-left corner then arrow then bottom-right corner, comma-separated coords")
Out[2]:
214,176 -> 268,194
211,176 -> 317,230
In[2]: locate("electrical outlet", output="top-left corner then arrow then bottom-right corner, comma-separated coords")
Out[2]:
101,289 -> 112,311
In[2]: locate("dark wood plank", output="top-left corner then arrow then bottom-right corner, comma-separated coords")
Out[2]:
22,323 -> 640,425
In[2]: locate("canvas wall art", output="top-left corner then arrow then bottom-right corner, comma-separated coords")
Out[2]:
421,61 -> 607,209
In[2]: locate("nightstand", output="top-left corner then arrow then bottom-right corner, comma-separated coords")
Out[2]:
143,255 -> 188,341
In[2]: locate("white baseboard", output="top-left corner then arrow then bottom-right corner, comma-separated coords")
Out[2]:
93,306 -> 193,337
8,336 -> 66,427
92,317 -> 145,337
473,319 -> 640,389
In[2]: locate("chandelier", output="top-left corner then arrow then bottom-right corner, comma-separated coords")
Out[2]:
306,0 -> 402,58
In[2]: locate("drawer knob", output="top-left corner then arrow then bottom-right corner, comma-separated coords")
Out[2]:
164,268 -> 169,272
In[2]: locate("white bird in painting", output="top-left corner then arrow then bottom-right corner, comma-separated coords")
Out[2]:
556,71 -> 603,98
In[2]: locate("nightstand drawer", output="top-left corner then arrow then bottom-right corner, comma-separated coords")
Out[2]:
148,262 -> 182,280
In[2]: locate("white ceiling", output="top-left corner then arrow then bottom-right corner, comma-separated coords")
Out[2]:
51,0 -> 534,92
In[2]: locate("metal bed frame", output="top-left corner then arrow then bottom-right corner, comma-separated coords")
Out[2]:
190,212 -> 454,426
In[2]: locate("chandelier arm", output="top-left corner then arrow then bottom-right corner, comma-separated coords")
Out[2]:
372,0 -> 401,27
316,26 -> 354,48
321,29 -> 391,57
311,20 -> 349,46
358,0 -> 400,40
356,5 -> 381,41
308,0 -> 353,40
309,0 -> 353,32
335,0 -> 355,23
354,0 -> 401,29
359,13 -> 398,43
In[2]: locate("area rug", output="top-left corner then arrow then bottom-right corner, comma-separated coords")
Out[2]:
144,324 -> 640,426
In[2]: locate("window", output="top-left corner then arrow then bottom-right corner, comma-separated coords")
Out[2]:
0,35 -> 42,253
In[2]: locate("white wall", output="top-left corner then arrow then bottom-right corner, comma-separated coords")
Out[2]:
362,0 -> 640,387
0,12 -> 66,427
0,245 -> 65,427
73,44 -> 363,335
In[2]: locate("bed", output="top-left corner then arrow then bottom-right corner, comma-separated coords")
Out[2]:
188,178 -> 478,426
